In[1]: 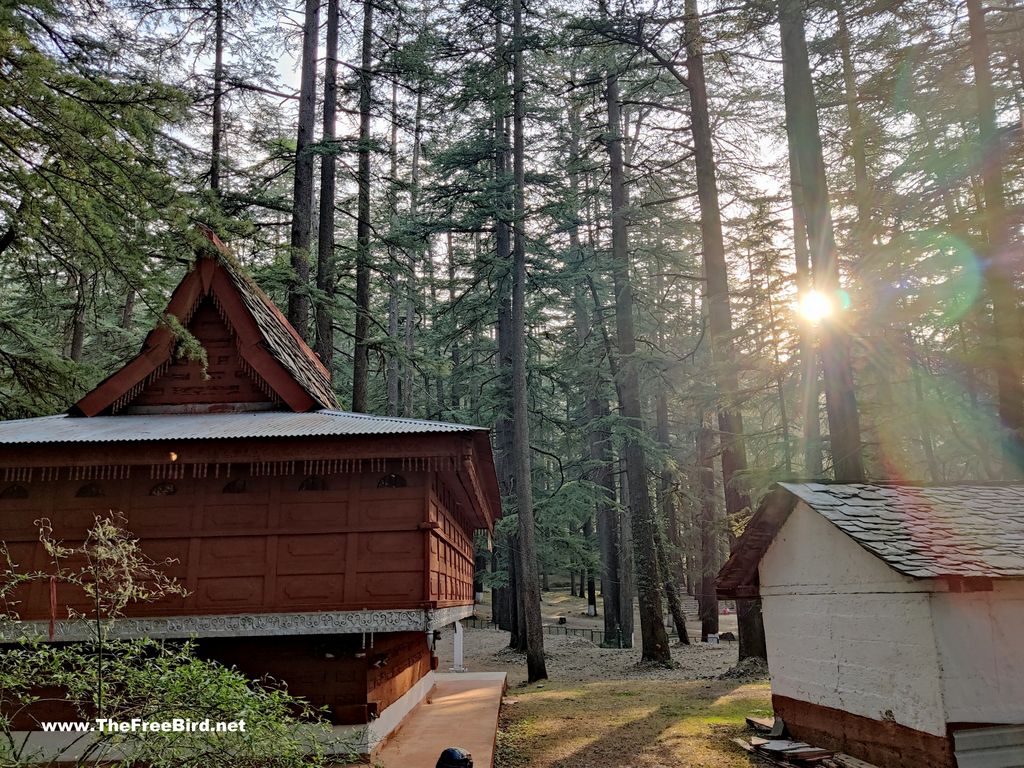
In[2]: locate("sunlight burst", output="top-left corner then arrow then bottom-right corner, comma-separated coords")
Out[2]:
798,290 -> 834,323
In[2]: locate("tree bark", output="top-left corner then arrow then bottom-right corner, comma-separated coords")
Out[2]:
683,0 -> 765,660
966,0 -> 1024,473
507,534 -> 522,649
386,75 -> 401,416
315,0 -> 340,370
403,88 -> 423,416
617,457 -> 635,649
448,231 -> 461,409
835,4 -> 870,236
697,422 -> 718,642
511,0 -> 547,681
491,3 -> 518,651
210,0 -> 225,192
68,273 -> 87,363
788,146 -> 823,477
287,0 -> 319,339
120,290 -> 135,331
568,94 -> 623,645
779,0 -> 865,482
351,0 -> 374,412
605,62 -> 670,665
656,531 -> 689,644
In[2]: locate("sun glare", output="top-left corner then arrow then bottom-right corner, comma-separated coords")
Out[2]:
798,290 -> 834,323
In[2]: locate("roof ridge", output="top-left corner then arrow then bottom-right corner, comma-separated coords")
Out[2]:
321,409 -> 484,429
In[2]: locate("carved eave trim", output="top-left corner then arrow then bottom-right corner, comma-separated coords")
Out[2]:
1,605 -> 476,642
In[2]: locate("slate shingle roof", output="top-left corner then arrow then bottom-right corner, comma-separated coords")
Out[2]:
219,250 -> 339,410
718,482 -> 1024,597
780,482 -> 1024,579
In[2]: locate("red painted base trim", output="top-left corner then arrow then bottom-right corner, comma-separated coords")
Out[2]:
773,694 -> 955,768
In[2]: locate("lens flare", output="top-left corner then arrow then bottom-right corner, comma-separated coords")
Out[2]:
798,290 -> 835,323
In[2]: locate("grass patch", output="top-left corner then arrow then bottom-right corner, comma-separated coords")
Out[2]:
494,679 -> 770,768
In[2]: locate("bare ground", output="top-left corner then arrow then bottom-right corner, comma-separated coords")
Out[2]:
432,590 -> 770,768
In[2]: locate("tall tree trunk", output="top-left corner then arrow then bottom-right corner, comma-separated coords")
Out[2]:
966,0 -> 1024,473
287,0 -> 319,339
315,0 -> 340,370
568,94 -> 623,644
511,0 -> 546,681
835,4 -> 870,236
120,290 -> 135,331
386,75 -> 401,416
617,457 -> 635,649
653,256 -> 689,645
605,53 -> 670,665
403,89 -> 423,417
683,0 -> 765,660
491,1 -> 518,649
448,232 -> 461,409
507,535 -> 522,649
210,0 -> 225,192
68,273 -> 87,362
428,249 -> 444,415
697,421 -> 718,642
785,94 -> 823,478
351,0 -> 374,412
779,0 -> 865,482
656,531 -> 689,644
584,517 -> 597,617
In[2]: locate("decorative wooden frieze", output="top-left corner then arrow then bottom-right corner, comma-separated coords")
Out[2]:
150,462 -> 185,480
250,460 -> 296,477
302,458 -> 361,475
1,605 -> 474,642
401,456 -> 458,472
70,465 -> 131,481
2,467 -> 33,483
111,360 -> 171,414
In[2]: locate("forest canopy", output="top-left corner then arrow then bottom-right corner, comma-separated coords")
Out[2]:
1,0 -> 1021,669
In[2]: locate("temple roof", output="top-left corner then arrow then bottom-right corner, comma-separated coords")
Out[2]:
72,228 -> 339,416
718,482 -> 1024,597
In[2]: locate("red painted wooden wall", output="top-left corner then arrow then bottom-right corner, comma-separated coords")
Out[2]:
1,466 -> 476,620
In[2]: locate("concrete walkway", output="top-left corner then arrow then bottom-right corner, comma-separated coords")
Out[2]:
375,672 -> 507,768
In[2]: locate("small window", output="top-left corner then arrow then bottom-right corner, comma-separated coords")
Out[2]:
0,484 -> 28,499
75,483 -> 104,498
149,482 -> 176,496
377,473 -> 407,489
223,478 -> 247,494
298,476 -> 327,492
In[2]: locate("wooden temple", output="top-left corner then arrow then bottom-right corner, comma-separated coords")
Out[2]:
0,232 -> 500,739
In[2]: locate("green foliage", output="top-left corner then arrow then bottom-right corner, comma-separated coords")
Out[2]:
0,639 -> 346,767
0,516 -> 355,767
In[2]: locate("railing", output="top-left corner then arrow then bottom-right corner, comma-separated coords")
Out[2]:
462,611 -> 734,647
462,617 -> 612,646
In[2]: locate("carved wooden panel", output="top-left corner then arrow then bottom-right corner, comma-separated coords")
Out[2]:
130,301 -> 273,407
0,469 -> 482,619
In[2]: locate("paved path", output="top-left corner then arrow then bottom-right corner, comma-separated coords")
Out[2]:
375,672 -> 506,768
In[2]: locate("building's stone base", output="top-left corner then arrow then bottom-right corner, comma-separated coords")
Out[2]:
773,694 -> 955,768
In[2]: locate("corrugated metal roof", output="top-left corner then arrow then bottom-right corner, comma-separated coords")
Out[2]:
0,410 -> 484,444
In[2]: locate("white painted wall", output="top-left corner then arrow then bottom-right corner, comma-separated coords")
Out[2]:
759,502 -> 948,736
931,579 -> 1024,724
